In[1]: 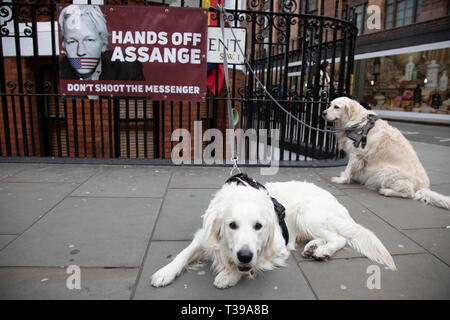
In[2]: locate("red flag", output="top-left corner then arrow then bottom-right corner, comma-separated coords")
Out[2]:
208,0 -> 220,26
207,64 -> 224,95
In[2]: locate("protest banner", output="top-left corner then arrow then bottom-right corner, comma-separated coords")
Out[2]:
58,4 -> 207,101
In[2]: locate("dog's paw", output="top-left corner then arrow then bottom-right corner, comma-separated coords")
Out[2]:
312,254 -> 330,261
151,266 -> 177,287
331,175 -> 348,184
312,247 -> 331,261
302,244 -> 317,258
213,270 -> 241,289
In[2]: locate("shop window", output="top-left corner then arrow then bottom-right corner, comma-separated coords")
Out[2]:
385,0 -> 422,29
358,48 -> 449,114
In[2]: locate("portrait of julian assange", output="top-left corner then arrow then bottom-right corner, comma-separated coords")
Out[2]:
58,4 -> 145,81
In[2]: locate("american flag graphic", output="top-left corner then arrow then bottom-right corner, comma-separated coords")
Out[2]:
68,57 -> 99,70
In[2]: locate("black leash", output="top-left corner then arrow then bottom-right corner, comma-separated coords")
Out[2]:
225,173 -> 289,245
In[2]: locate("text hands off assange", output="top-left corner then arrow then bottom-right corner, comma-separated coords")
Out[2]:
110,31 -> 203,64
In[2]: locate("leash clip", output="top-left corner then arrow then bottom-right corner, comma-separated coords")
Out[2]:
230,157 -> 241,176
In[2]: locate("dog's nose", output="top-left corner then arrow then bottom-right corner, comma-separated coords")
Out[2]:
322,110 -> 327,116
237,249 -> 253,264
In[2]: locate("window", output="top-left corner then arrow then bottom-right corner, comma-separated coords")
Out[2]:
386,0 -> 394,28
355,5 -> 363,35
395,0 -> 405,26
385,0 -> 423,29
395,0 -> 414,27
307,0 -> 317,12
352,3 -> 368,35
415,0 -> 423,23
354,4 -> 369,35
300,0 -> 317,14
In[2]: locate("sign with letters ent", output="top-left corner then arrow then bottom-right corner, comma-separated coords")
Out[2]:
207,27 -> 246,65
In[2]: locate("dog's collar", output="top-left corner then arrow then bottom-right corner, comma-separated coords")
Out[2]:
344,114 -> 379,149
225,173 -> 289,245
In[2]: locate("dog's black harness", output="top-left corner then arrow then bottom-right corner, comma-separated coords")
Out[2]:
344,114 -> 379,149
225,173 -> 289,245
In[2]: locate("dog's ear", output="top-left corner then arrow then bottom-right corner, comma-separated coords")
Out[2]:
345,99 -> 364,121
202,186 -> 231,246
203,205 -> 223,247
207,217 -> 223,246
344,100 -> 355,121
264,220 -> 275,261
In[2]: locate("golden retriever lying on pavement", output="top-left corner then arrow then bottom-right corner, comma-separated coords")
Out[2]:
151,179 -> 396,289
323,97 -> 450,210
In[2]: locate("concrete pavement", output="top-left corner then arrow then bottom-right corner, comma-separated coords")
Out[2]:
0,141 -> 449,300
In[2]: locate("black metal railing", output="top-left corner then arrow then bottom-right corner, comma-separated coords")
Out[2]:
232,0 -> 357,161
0,0 -> 357,164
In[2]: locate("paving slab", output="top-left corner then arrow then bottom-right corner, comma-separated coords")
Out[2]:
312,166 -> 363,190
315,166 -> 450,189
411,141 -> 450,174
0,182 -> 78,234
0,235 -> 16,250
0,197 -> 162,267
292,195 -> 425,262
1,164 -> 98,183
169,167 -> 232,189
0,267 -> 137,300
342,187 -> 450,230
72,166 -> 172,198
312,143 -> 450,187
152,189 -> 218,240
0,163 -> 33,180
403,228 -> 450,265
429,183 -> 450,196
299,253 -> 450,300
424,168 -> 450,187
133,241 -> 316,300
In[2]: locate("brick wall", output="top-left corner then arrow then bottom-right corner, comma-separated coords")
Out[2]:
58,98 -> 114,158
1,57 -> 41,156
420,0 -> 449,22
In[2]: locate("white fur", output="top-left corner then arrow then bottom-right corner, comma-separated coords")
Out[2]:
151,180 -> 396,289
324,97 -> 450,210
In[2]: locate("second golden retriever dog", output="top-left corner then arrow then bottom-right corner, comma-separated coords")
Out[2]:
323,97 -> 450,209
151,177 -> 396,289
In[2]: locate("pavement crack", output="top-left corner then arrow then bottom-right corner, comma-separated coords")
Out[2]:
129,169 -> 174,300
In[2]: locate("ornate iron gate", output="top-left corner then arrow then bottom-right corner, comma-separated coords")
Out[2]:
0,0 -> 357,164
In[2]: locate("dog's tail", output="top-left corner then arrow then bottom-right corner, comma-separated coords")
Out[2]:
414,188 -> 450,210
342,223 -> 397,271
